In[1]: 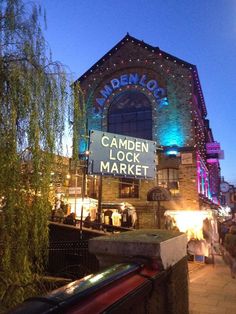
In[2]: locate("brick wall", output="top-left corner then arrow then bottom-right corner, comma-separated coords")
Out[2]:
81,40 -> 194,148
72,36 -> 218,219
89,229 -> 189,314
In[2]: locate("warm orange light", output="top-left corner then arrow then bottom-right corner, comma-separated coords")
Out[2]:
164,210 -> 213,240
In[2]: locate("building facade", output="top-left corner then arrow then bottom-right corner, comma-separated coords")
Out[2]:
73,34 -> 221,228
220,179 -> 236,216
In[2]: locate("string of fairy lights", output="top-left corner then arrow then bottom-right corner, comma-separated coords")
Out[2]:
77,35 -> 206,110
75,35 -> 217,182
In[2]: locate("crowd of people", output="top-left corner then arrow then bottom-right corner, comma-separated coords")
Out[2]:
50,198 -> 137,231
51,198 -> 70,223
83,206 -> 137,230
102,206 -> 137,228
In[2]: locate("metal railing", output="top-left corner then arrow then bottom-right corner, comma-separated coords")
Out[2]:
49,215 -> 133,233
47,240 -> 99,279
10,263 -> 146,314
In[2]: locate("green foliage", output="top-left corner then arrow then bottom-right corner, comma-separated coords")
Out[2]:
0,0 -> 68,308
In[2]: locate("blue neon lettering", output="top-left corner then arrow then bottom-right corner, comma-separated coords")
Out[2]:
96,98 -> 105,106
147,80 -> 158,91
139,74 -> 147,87
129,73 -> 139,84
96,73 -> 167,109
120,74 -> 128,86
111,78 -> 120,89
154,87 -> 165,99
100,85 -> 112,98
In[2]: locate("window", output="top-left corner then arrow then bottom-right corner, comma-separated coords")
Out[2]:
197,154 -> 210,198
157,168 -> 179,194
108,90 -> 152,140
119,178 -> 139,198
108,90 -> 152,198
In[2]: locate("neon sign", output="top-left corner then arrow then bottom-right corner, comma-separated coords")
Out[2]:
95,73 -> 167,113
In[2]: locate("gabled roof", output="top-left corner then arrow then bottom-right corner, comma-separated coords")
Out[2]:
75,33 -> 207,116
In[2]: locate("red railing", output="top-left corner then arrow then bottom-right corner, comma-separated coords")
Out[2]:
10,263 -> 160,314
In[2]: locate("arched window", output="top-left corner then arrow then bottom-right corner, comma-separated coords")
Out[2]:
108,90 -> 152,199
108,91 -> 152,140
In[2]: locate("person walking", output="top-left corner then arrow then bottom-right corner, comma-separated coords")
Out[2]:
223,225 -> 236,278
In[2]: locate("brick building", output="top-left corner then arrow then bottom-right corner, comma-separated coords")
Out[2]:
73,34 -> 221,228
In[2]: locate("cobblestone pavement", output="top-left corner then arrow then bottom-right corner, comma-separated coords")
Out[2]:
189,255 -> 236,314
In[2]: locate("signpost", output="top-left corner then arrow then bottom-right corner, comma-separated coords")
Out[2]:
147,187 -> 171,228
68,187 -> 82,195
206,142 -> 221,154
69,159 -> 87,236
206,142 -> 224,161
88,130 -> 156,179
88,130 -> 157,223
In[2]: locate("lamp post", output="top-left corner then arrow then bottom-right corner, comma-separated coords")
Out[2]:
69,159 -> 81,220
74,168 -> 78,218
97,174 -> 103,224
78,152 -> 89,237
65,173 -> 71,214
80,163 -> 86,236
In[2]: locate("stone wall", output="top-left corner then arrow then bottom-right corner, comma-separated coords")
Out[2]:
97,258 -> 189,314
89,229 -> 189,314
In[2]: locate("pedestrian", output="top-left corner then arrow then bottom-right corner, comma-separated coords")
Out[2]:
130,208 -> 137,228
84,213 -> 91,228
220,223 -> 229,245
104,209 -> 113,225
121,207 -> 132,228
223,225 -> 236,278
63,212 -> 76,226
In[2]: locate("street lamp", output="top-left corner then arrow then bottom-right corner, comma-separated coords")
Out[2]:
79,151 -> 89,236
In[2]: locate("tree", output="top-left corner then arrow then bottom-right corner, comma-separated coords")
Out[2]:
0,0 -> 68,308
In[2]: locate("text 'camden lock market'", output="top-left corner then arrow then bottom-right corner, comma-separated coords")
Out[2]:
89,134 -> 156,177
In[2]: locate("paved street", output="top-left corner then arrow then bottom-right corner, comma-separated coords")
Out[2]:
189,255 -> 236,314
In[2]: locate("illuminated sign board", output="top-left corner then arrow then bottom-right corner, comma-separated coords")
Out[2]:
88,130 -> 156,179
206,142 -> 221,154
206,142 -> 224,161
94,72 -> 167,113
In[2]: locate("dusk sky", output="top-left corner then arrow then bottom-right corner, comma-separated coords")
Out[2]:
38,0 -> 236,185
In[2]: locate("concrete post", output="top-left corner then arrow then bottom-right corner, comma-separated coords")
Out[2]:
89,229 -> 189,314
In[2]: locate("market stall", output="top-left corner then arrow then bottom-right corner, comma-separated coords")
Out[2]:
164,209 -> 219,258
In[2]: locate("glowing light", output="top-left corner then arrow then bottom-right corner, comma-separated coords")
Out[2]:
158,125 -> 185,146
165,210 -> 213,240
165,148 -> 178,156
68,197 -> 98,220
65,281 -> 78,295
159,97 -> 169,107
79,139 -> 87,153
89,273 -> 104,283
218,206 -> 231,218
